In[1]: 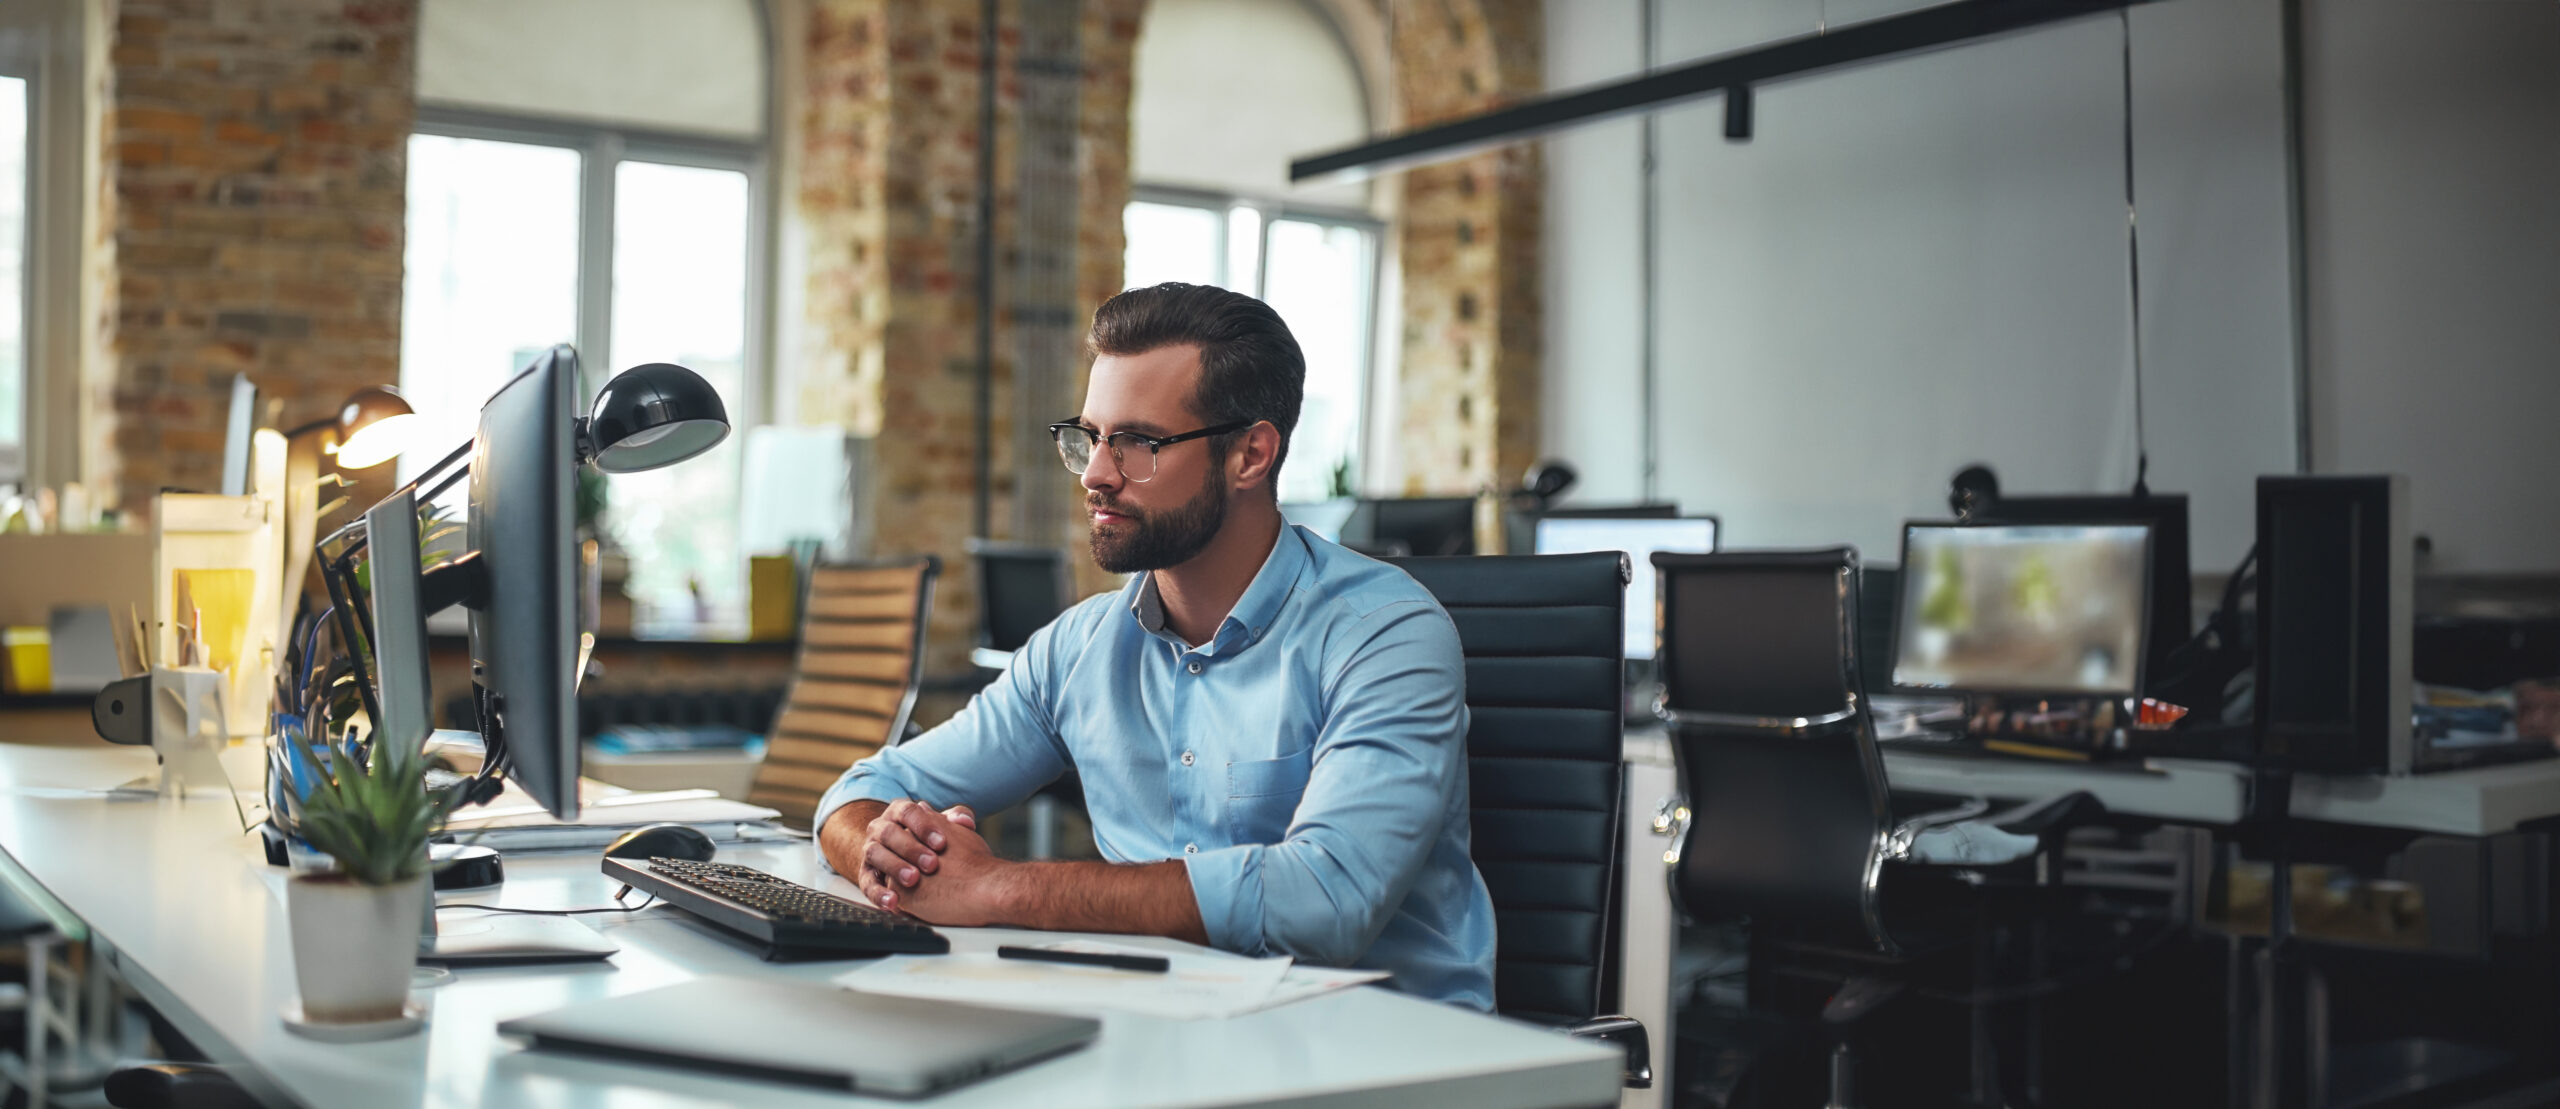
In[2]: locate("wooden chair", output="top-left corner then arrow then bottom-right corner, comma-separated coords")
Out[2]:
747,557 -> 939,829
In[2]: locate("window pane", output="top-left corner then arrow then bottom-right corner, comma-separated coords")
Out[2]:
1261,218 -> 1373,502
399,134 -> 580,494
605,160 -> 752,625
1224,206 -> 1263,292
0,76 -> 26,460
1122,201 -> 1221,289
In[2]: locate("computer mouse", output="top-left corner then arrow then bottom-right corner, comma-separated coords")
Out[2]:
602,823 -> 717,863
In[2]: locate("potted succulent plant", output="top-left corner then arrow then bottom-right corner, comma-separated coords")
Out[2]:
280,727 -> 455,1038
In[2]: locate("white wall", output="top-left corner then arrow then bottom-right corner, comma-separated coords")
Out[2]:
2302,0 -> 2560,574
1542,0 -> 2299,571
1132,0 -> 1372,211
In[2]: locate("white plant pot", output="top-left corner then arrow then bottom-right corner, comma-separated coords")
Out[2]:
285,873 -> 426,1024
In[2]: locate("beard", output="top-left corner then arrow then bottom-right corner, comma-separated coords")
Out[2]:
1088,470 -> 1228,574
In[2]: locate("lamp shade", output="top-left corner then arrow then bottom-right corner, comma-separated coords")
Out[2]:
584,363 -> 730,473
325,385 -> 419,469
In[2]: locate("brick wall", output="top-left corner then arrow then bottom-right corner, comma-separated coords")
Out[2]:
1391,0 -> 1542,498
788,0 -> 1141,685
100,0 -> 417,518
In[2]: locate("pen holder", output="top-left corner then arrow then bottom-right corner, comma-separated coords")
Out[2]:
150,665 -> 231,796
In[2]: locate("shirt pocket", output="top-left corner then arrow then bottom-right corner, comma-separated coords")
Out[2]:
1225,749 -> 1314,843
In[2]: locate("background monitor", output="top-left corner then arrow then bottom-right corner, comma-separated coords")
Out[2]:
1892,522 -> 2152,697
1279,500 -> 1359,542
1504,501 -> 1678,558
1534,515 -> 1719,661
366,488 -> 434,753
466,348 -> 583,818
1976,493 -> 2190,681
220,374 -> 258,496
973,542 -> 1069,654
1342,497 -> 1476,557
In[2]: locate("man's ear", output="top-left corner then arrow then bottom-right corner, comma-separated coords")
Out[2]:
1228,421 -> 1282,493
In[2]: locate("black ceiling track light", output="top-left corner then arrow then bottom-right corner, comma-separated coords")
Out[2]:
1290,0 -> 2158,183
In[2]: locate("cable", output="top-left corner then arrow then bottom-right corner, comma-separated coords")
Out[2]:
2119,7 -> 2150,499
441,893 -> 659,917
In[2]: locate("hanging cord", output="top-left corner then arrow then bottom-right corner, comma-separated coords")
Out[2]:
2120,8 -> 2151,498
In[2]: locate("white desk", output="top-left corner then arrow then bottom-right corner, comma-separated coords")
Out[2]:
1877,743 -> 2560,837
0,743 -> 1618,1109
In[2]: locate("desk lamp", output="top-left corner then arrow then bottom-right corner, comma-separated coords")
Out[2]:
277,387 -> 425,675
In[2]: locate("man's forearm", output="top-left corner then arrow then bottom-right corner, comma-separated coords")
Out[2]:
988,859 -> 1209,945
818,800 -> 889,878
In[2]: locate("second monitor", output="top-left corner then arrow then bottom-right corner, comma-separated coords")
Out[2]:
1892,522 -> 2152,698
1534,515 -> 1719,661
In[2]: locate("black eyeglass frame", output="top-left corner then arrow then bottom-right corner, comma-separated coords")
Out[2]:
1046,419 -> 1257,481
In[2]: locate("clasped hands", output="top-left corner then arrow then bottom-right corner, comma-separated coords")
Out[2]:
858,799 -> 1011,926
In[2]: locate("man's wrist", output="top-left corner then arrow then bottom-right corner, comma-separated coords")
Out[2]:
974,858 -> 1028,926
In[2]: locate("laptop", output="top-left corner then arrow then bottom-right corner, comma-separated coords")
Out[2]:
498,976 -> 1100,1097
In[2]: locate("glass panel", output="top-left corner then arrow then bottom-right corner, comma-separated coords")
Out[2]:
1260,218 -> 1374,502
1122,200 -> 1221,289
605,160 -> 752,626
1224,205 -> 1264,292
399,134 -> 580,498
0,76 -> 27,460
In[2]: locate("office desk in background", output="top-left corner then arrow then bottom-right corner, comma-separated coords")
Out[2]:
0,740 -> 1619,1109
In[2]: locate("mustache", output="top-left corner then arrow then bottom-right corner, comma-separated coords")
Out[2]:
1086,495 -> 1139,520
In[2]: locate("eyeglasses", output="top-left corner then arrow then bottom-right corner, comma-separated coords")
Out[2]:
1047,420 -> 1255,483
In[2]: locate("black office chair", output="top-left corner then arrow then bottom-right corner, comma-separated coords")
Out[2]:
1652,548 -> 2102,1107
1390,552 -> 1651,1088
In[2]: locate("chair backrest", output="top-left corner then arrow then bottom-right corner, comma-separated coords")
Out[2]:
1391,552 -> 1628,1027
749,557 -> 939,828
968,541 -> 1068,654
1653,548 -> 1897,955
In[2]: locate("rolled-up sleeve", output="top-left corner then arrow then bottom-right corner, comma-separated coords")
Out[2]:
810,616 -> 1076,873
1182,600 -> 1467,966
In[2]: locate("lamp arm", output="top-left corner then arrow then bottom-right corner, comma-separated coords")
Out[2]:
318,438 -> 476,556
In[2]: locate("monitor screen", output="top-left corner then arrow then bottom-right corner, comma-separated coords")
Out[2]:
1893,522 -> 2151,697
1534,515 -> 1719,661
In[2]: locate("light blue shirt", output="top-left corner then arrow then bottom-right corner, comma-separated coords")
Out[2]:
815,524 -> 1497,1009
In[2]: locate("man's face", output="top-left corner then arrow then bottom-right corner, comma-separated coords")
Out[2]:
1078,344 -> 1229,574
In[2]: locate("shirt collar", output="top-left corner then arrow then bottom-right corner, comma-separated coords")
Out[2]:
1125,524 -> 1311,654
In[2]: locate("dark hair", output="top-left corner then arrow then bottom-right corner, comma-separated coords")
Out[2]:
1089,282 -> 1304,490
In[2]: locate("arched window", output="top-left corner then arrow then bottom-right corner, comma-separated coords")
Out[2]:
404,0 -> 769,623
1127,0 -> 1380,504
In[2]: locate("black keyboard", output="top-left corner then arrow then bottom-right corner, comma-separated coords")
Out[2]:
602,856 -> 949,959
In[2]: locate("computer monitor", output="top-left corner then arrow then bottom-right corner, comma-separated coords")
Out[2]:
1534,515 -> 1719,661
464,349 -> 583,818
972,543 -> 1068,654
1343,497 -> 1477,557
1279,500 -> 1359,543
1891,522 -> 2153,698
366,488 -> 434,753
220,374 -> 258,496
1975,493 -> 2190,681
1504,502 -> 1678,557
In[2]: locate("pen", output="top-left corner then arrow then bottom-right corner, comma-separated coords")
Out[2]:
996,945 -> 1170,973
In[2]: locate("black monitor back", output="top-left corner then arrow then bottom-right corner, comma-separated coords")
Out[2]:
976,546 -> 1069,653
1979,493 -> 2191,682
1344,497 -> 1477,557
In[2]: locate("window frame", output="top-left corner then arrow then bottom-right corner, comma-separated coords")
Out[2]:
1127,184 -> 1383,498
0,57 -> 33,486
409,105 -> 774,427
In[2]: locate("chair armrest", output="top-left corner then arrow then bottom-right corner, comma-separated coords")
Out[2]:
103,1063 -> 263,1109
1564,1014 -> 1653,1089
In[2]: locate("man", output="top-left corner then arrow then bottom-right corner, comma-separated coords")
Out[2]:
814,282 -> 1496,1009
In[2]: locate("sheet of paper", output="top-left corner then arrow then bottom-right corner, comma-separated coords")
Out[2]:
1261,965 -> 1393,1010
836,940 -> 1293,1020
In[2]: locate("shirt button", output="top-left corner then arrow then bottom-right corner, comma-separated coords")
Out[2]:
1187,661 -> 1202,674
1180,750 -> 1195,767
1184,843 -> 1199,855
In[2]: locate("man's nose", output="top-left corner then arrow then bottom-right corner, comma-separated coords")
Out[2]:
1081,446 -> 1124,496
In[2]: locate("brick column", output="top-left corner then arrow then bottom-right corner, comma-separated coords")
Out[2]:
786,0 -> 1141,680
1391,0 -> 1542,496
99,0 -> 417,517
